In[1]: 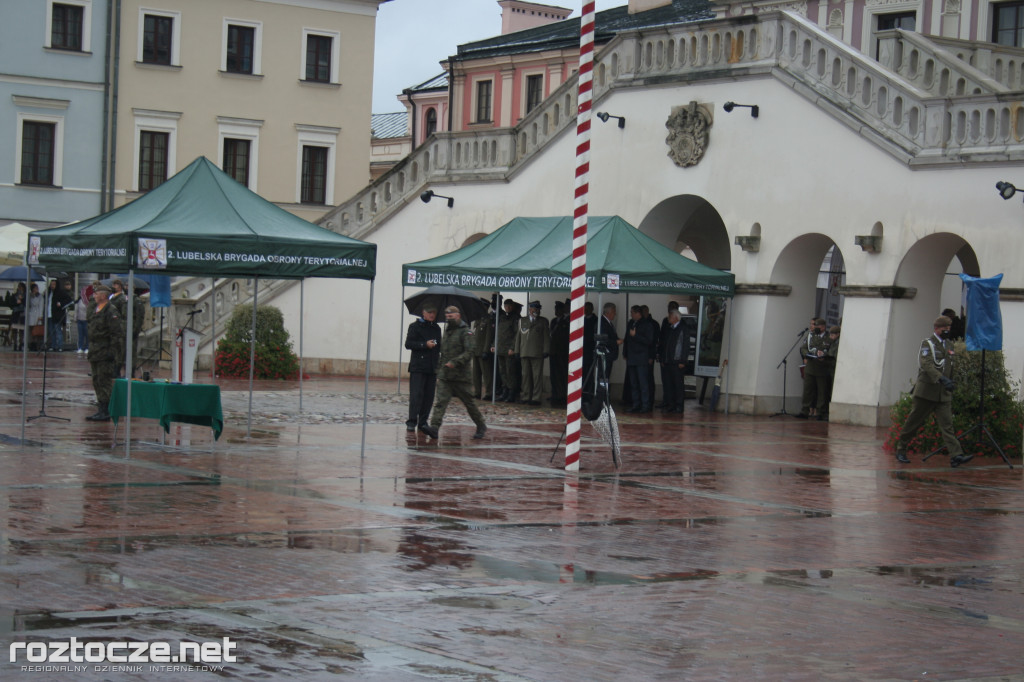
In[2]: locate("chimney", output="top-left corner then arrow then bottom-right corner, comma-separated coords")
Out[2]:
498,0 -> 572,35
629,0 -> 672,13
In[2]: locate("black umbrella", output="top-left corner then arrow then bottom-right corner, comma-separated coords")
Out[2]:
404,285 -> 490,322
0,265 -> 45,282
102,275 -> 150,293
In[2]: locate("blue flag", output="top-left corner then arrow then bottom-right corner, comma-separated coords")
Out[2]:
147,275 -> 172,309
959,273 -> 1003,351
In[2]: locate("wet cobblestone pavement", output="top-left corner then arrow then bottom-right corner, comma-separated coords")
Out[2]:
2,353 -> 1024,680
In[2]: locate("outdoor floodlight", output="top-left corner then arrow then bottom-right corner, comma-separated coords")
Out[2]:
420,189 -> 454,208
596,111 -> 626,128
723,101 -> 759,118
996,181 -> 1021,201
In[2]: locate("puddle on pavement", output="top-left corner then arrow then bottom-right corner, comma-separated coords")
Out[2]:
874,565 -> 994,588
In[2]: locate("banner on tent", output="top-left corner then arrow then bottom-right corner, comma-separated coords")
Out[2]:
405,268 -> 596,291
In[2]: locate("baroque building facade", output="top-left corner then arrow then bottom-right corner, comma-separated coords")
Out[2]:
295,0 -> 1024,426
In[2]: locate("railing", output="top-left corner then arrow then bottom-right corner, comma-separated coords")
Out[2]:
926,34 -> 1024,91
322,10 -> 1024,239
875,30 -> 1008,97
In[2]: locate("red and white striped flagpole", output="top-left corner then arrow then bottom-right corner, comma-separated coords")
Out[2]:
565,0 -> 596,472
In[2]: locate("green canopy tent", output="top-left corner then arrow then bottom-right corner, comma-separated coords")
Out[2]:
403,215 -> 734,296
24,157 -> 378,454
400,215 -> 735,410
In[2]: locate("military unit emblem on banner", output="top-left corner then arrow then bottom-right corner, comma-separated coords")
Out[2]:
407,268 -> 417,284
138,238 -> 167,269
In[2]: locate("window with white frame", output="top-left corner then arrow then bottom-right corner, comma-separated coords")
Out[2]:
300,28 -> 340,83
132,109 -> 179,192
474,79 -> 493,123
47,0 -> 92,52
295,125 -> 338,204
217,117 -> 261,190
17,117 -> 63,186
525,73 -> 544,114
222,18 -> 262,75
13,97 -> 67,187
138,8 -> 181,66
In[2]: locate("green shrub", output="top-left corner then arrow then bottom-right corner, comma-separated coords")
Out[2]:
214,304 -> 300,380
886,341 -> 1024,458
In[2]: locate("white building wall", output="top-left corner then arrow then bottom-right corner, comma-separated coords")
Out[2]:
280,48 -> 1024,424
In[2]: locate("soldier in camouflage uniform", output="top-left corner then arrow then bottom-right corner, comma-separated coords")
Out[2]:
496,298 -> 520,401
471,301 -> 496,400
86,285 -> 125,421
110,279 -> 146,376
420,306 -> 487,441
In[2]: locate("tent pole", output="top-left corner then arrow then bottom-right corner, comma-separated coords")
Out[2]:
299,278 -> 304,413
492,294 -> 499,404
397,284 -> 404,394
124,270 -> 135,457
725,302 -> 732,415
210,277 -> 216,379
247,276 -> 258,438
360,279 -> 375,459
20,266 -> 31,445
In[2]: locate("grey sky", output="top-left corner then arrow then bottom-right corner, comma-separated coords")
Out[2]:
372,0 -> 625,113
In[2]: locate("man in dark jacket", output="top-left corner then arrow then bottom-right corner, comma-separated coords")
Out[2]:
600,302 -> 621,382
404,305 -> 442,433
624,305 -> 655,413
549,300 -> 570,406
421,306 -> 487,441
49,279 -> 74,351
660,309 -> 691,413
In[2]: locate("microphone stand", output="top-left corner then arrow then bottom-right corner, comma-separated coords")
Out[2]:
771,328 -> 808,417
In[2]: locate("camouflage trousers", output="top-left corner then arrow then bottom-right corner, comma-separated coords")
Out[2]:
430,379 -> 486,430
90,359 -> 119,404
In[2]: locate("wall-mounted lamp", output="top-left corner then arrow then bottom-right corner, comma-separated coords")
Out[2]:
996,181 -> 1023,201
420,189 -> 454,208
596,111 -> 626,128
723,101 -> 759,118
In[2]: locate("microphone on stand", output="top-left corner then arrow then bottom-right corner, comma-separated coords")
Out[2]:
796,327 -> 809,337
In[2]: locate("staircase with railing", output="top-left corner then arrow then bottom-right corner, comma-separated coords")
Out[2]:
322,10 -> 1024,242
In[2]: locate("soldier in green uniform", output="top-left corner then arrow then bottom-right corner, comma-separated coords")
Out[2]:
471,300 -> 496,400
420,306 -> 487,441
86,284 -> 125,421
109,279 -> 146,376
797,317 -> 829,419
895,316 -> 969,467
817,325 -> 841,421
513,301 -> 550,405
496,298 -> 520,401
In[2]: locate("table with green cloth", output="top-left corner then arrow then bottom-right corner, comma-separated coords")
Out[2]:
109,379 -> 223,440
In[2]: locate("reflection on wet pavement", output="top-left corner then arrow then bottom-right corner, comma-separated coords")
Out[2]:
1,354 -> 1024,679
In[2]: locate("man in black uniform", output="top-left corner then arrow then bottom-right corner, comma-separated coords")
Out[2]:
404,304 -> 442,433
549,300 -> 570,406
